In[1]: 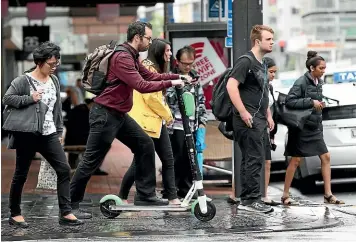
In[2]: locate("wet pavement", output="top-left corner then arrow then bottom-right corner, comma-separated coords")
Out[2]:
2,141 -> 355,241
1,189 -> 344,241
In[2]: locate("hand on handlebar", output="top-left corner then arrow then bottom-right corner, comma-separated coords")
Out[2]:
179,75 -> 193,83
171,79 -> 185,87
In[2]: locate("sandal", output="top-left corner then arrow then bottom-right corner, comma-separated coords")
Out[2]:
227,196 -> 239,204
264,199 -> 280,206
281,196 -> 300,206
324,195 -> 345,205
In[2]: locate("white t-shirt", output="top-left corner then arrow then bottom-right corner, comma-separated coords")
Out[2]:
26,73 -> 57,135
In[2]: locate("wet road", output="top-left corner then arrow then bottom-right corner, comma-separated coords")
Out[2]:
11,207 -> 356,242
2,180 -> 355,241
14,210 -> 356,242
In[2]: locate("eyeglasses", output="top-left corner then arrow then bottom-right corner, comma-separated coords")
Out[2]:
179,61 -> 194,67
142,35 -> 152,44
46,61 -> 60,68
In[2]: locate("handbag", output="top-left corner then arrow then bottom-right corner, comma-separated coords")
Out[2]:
36,158 -> 57,190
2,76 -> 48,133
218,121 -> 234,140
275,92 -> 313,130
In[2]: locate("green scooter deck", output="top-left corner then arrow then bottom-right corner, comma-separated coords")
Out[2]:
109,204 -> 190,212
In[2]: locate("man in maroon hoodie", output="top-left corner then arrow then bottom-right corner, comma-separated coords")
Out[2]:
70,21 -> 190,219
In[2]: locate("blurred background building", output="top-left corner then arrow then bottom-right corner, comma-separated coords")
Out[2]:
2,0 -> 356,92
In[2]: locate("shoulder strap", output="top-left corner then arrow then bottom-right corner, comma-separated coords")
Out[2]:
23,75 -> 37,92
238,54 -> 253,62
269,84 -> 276,101
237,54 -> 254,72
115,46 -> 130,53
301,75 -> 309,98
50,74 -> 60,92
115,45 -> 135,60
227,54 -> 253,78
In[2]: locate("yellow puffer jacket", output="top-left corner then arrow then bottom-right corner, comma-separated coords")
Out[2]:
128,59 -> 173,139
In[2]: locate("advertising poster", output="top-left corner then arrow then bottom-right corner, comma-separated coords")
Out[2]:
172,37 -> 229,110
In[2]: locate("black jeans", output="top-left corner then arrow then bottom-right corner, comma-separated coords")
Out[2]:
9,132 -> 71,217
170,129 -> 193,197
232,115 -> 266,204
119,125 -> 177,200
70,104 -> 157,208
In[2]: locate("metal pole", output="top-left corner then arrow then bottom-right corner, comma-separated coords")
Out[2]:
1,18 -> 7,96
163,3 -> 169,39
218,0 -> 222,21
232,0 -> 263,199
201,0 -> 205,22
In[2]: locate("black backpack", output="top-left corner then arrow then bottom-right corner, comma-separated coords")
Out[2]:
210,54 -> 253,121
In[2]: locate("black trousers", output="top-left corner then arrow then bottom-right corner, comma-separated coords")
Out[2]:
70,104 -> 157,208
232,115 -> 267,204
169,129 -> 193,197
9,132 -> 71,217
119,125 -> 177,200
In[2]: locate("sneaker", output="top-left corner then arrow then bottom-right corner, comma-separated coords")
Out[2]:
238,201 -> 274,213
72,208 -> 92,219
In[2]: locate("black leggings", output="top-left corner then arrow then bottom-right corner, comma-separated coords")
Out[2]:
9,132 -> 72,217
119,125 -> 178,200
169,129 -> 194,197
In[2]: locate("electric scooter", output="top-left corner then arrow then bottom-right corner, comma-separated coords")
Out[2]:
99,77 -> 216,222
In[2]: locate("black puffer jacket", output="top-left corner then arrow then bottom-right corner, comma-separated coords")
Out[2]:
285,72 -> 323,129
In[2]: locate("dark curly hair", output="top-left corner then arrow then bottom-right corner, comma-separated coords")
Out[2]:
127,21 -> 153,43
33,41 -> 61,66
306,50 -> 324,71
25,41 -> 61,73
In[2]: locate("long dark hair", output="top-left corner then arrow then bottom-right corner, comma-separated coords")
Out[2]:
147,38 -> 171,73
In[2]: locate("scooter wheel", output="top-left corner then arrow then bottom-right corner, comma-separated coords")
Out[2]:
192,200 -> 216,222
100,199 -> 121,219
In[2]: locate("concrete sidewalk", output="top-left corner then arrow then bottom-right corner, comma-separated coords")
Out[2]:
1,186 -> 342,241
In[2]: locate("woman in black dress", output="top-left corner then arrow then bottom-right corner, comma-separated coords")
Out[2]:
282,51 -> 344,205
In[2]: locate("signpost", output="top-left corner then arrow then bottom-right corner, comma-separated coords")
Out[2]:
226,0 -> 232,48
209,0 -> 225,18
225,36 -> 232,48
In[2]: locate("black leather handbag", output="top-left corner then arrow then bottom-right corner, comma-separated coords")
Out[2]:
275,92 -> 313,130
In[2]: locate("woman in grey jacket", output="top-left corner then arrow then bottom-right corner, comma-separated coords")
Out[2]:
2,42 -> 83,227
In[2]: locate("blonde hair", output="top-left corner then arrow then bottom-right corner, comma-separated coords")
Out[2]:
250,25 -> 274,46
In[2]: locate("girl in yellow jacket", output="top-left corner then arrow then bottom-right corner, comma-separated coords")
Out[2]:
119,38 -> 181,205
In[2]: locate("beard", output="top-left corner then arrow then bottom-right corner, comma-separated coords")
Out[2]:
138,43 -> 150,52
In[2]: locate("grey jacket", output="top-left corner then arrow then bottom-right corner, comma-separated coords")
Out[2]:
2,74 -> 63,148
